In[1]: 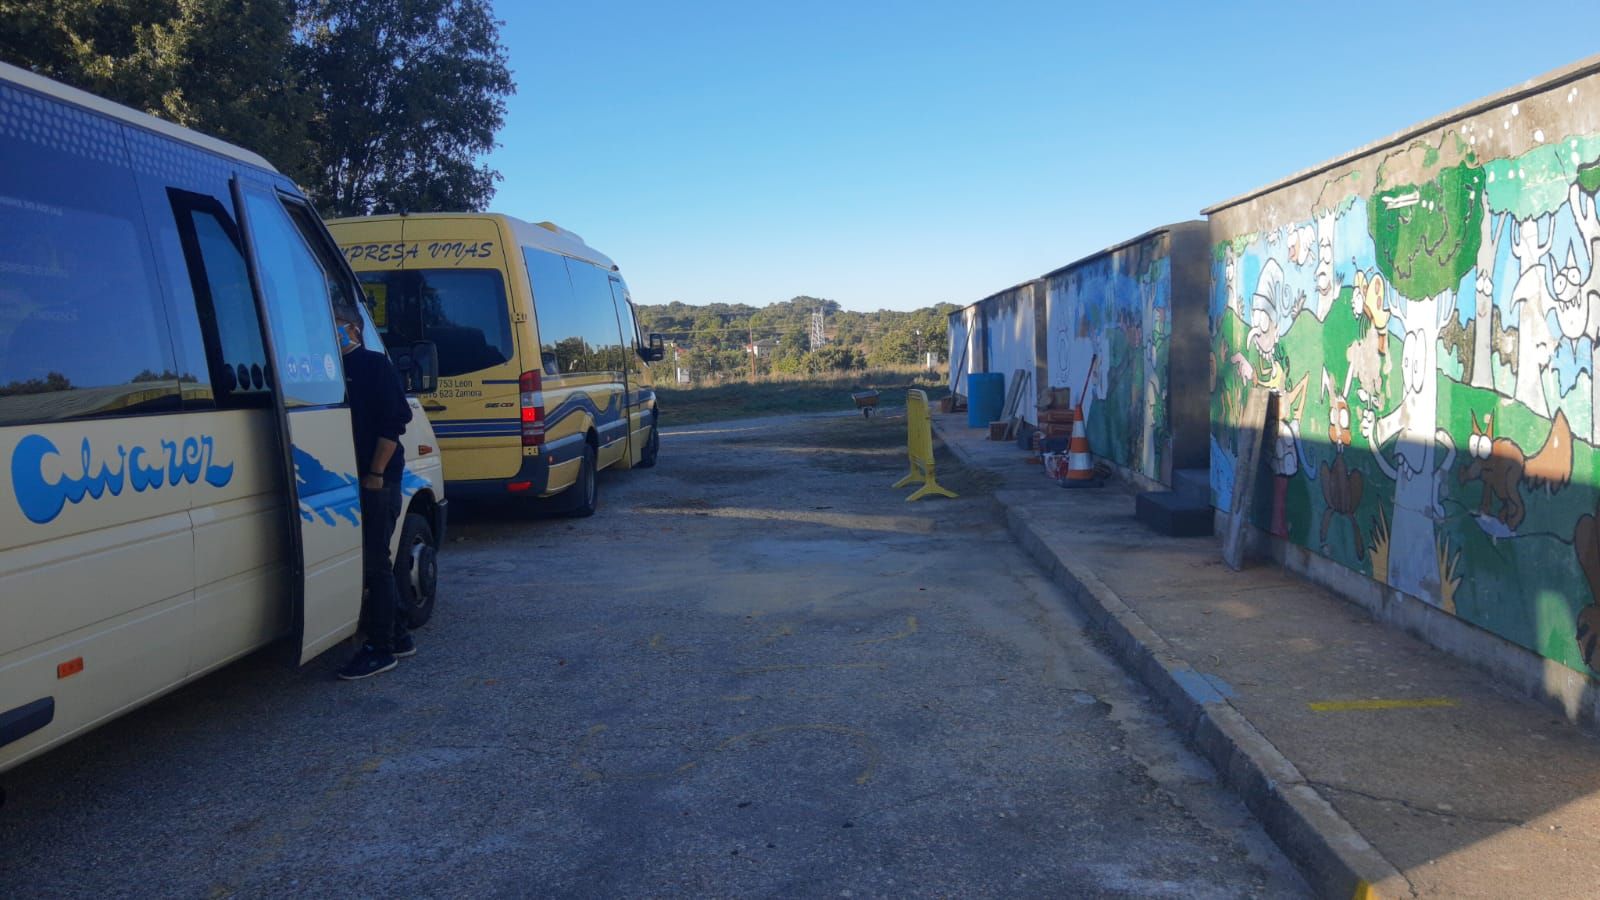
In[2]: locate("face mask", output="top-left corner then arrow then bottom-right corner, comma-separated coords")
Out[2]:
338,327 -> 358,351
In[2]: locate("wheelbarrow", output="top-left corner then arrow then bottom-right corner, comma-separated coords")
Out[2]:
851,389 -> 880,418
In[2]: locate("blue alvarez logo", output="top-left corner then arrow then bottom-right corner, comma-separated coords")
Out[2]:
10,434 -> 235,524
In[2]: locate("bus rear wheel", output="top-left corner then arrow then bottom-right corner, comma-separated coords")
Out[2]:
395,512 -> 438,628
564,443 -> 599,518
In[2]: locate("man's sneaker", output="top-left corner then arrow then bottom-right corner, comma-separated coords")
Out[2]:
337,644 -> 397,681
392,631 -> 416,658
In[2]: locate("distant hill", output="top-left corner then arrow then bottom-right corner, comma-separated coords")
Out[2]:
636,296 -> 958,381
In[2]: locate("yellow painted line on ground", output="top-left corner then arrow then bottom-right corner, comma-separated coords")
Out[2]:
1308,698 -> 1456,712
734,662 -> 888,675
856,615 -> 918,645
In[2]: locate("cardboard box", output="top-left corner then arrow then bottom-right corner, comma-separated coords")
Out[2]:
988,421 -> 1008,440
1038,409 -> 1076,425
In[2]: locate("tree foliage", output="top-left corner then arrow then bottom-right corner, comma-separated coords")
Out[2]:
297,0 -> 513,216
0,0 -> 513,216
638,295 -> 957,382
1369,161 -> 1484,301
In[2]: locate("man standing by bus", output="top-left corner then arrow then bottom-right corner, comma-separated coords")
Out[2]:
335,310 -> 416,680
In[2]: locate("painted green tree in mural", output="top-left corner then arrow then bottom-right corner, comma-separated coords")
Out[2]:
1363,157 -> 1483,602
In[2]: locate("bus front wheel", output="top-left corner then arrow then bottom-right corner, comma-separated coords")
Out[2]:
395,512 -> 438,628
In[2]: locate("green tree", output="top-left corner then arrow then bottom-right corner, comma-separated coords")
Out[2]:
296,0 -> 514,216
0,0 -> 514,216
0,0 -> 314,178
1364,149 -> 1484,602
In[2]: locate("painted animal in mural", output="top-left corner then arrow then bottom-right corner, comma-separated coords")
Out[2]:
1457,406 -> 1572,536
1574,500 -> 1600,672
1459,412 -> 1528,531
1317,369 -> 1364,560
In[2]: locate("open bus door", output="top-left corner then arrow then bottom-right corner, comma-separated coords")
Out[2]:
232,177 -> 365,664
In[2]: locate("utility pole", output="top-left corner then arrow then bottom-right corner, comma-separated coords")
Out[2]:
811,308 -> 827,348
749,321 -> 756,383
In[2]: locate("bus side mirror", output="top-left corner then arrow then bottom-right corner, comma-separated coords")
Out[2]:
644,333 -> 666,362
401,340 -> 439,395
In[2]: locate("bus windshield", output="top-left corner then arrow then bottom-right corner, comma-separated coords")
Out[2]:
356,269 -> 512,378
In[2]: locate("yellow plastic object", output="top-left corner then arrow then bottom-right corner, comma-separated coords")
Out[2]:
894,389 -> 958,501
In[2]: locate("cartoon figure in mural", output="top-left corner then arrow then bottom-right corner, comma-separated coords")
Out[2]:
1140,276 -> 1169,478
1314,210 -> 1339,316
1229,259 -> 1310,534
1342,271 -> 1392,407
1286,223 -> 1317,269
1566,174 -> 1600,443
1317,369 -> 1365,560
1509,215 -> 1558,417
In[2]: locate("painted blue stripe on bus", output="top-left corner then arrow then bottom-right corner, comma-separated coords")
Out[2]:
481,379 -> 520,385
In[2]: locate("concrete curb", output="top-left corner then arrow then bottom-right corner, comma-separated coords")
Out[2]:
934,423 -> 1408,899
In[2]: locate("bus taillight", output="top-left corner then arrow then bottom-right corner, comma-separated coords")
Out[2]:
520,370 -> 545,446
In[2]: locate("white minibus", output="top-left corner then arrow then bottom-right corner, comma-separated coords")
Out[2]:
0,63 -> 447,778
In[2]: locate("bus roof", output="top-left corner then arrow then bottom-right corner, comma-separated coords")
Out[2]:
0,61 -> 280,174
326,212 -> 618,272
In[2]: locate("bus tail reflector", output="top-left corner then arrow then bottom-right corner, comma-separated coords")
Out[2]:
506,481 -> 533,493
520,371 -> 545,446
57,658 -> 83,679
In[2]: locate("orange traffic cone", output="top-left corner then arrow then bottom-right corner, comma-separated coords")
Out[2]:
1061,405 -> 1100,488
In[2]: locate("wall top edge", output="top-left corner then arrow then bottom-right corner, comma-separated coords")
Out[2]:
1200,53 -> 1600,217
1038,220 -> 1205,282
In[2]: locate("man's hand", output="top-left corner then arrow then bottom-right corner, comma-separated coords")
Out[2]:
362,473 -> 385,491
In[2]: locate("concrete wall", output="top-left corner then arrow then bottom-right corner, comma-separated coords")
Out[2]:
1205,56 -> 1600,682
983,282 -> 1038,399
950,282 -> 1039,413
1045,224 -> 1210,486
947,307 -> 971,395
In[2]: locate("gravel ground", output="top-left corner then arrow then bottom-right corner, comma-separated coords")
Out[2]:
0,411 -> 1306,898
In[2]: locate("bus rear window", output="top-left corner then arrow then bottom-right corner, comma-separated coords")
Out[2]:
357,269 -> 513,378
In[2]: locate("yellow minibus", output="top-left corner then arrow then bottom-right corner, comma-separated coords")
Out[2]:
328,214 -> 663,516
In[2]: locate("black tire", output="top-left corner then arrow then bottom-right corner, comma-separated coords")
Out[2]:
565,442 -> 599,518
636,415 -> 660,468
394,512 -> 438,628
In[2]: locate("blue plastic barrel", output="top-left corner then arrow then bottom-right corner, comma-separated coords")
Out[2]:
967,372 -> 1005,428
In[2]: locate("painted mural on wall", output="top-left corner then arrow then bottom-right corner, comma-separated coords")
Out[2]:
1210,93 -> 1600,675
1049,233 -> 1172,483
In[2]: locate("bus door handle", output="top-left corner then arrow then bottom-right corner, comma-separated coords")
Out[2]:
422,403 -> 447,413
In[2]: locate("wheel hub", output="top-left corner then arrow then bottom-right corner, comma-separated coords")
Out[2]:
410,541 -> 437,601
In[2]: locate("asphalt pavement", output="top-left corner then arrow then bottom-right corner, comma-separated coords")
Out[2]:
0,410 -> 1306,897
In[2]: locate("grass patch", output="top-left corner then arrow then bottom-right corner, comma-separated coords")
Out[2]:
656,369 -> 950,426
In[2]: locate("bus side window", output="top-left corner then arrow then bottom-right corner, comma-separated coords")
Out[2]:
0,89 -> 181,426
168,190 -> 273,408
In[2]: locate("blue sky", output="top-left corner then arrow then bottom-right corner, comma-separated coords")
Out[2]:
484,1 -> 1600,312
